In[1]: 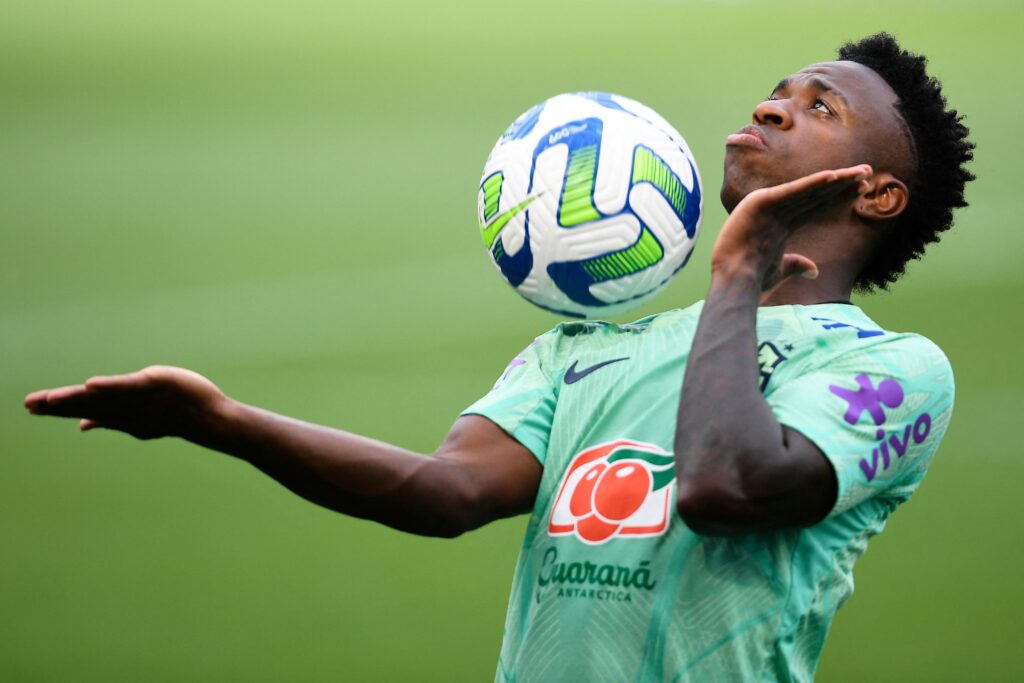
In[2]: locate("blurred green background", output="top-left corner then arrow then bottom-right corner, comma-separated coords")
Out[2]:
2,0 -> 1021,680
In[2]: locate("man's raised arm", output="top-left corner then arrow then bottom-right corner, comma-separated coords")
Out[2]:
24,366 -> 541,537
674,166 -> 872,535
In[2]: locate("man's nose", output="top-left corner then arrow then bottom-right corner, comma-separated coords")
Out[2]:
753,99 -> 793,129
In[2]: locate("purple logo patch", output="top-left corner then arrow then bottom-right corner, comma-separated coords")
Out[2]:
828,375 -> 933,482
829,375 -> 904,425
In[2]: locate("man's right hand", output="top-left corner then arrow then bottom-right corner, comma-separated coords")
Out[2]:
24,367 -> 541,537
711,164 -> 872,288
24,365 -> 228,442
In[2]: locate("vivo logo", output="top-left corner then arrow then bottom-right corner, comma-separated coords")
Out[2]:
828,375 -> 933,482
859,414 -> 932,481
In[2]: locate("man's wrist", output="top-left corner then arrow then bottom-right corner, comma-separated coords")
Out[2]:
185,394 -> 244,451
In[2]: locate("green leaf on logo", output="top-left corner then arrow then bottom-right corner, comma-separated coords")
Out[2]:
606,448 -> 676,492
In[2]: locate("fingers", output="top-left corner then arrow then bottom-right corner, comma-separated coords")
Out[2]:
796,164 -> 872,186
27,385 -> 144,432
25,386 -> 105,419
757,165 -> 872,207
24,375 -> 148,419
25,367 -> 192,442
84,371 -> 154,392
25,385 -> 89,415
824,164 -> 872,182
24,389 -> 52,411
26,367 -> 161,413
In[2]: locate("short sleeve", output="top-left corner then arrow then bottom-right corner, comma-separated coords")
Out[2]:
461,331 -> 559,466
767,336 -> 954,516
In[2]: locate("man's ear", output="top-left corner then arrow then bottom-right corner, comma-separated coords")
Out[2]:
854,172 -> 909,222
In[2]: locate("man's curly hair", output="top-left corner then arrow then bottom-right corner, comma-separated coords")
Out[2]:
838,33 -> 975,291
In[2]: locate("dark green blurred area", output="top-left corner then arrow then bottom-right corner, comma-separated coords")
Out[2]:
2,1 -> 1021,680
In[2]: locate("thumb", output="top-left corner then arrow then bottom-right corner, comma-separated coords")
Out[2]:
779,253 -> 819,280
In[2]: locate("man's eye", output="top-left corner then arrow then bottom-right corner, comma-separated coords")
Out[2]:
812,99 -> 832,114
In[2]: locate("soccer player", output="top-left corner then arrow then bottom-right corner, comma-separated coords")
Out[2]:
24,33 -> 973,681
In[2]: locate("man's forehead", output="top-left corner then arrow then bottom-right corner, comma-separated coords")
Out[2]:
786,60 -> 915,176
789,61 -> 899,105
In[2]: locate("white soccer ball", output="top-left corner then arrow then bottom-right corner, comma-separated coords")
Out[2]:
477,92 -> 702,318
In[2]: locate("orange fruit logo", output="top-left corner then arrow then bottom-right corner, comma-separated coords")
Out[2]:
548,440 -> 675,544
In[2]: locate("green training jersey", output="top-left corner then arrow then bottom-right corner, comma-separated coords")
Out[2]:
463,301 -> 954,683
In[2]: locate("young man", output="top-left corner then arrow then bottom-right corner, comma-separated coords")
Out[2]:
25,33 -> 973,682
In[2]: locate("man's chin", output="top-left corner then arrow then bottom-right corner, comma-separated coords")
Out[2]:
720,161 -> 758,214
721,164 -> 779,214
719,184 -> 742,214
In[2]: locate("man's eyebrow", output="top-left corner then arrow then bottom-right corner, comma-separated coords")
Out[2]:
807,77 -> 849,107
771,76 -> 850,108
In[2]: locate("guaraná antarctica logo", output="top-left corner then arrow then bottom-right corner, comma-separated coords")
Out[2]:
828,374 -> 933,482
548,439 -> 675,544
535,546 -> 656,604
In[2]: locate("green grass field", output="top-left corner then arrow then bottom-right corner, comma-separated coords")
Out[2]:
2,1 -> 1021,680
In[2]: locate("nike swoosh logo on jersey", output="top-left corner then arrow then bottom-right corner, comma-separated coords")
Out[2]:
563,357 -> 630,384
481,195 -> 537,249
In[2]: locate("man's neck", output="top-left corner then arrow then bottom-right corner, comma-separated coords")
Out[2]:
759,262 -> 855,306
756,219 -> 870,306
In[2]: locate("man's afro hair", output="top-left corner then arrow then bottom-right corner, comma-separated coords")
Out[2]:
838,32 -> 975,291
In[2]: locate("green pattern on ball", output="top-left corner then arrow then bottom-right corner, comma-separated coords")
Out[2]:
569,144 -> 691,284
481,172 -> 504,221
558,144 -> 602,227
579,227 -> 663,282
631,145 -> 689,221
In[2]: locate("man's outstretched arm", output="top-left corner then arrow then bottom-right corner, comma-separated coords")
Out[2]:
24,366 -> 541,538
674,167 -> 872,535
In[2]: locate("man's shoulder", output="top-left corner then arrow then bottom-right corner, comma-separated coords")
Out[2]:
842,328 -> 946,362
790,304 -> 948,363
753,304 -> 953,402
772,308 -> 954,409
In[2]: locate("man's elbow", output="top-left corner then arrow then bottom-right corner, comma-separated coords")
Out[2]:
410,478 -> 487,539
676,480 -> 754,536
674,460 -> 781,536
391,500 -> 475,539
675,472 -> 830,536
425,457 -> 519,538
432,489 -> 485,539
377,460 -> 485,539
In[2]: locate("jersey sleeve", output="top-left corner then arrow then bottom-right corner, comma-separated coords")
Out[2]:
766,335 -> 954,516
461,331 -> 560,466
